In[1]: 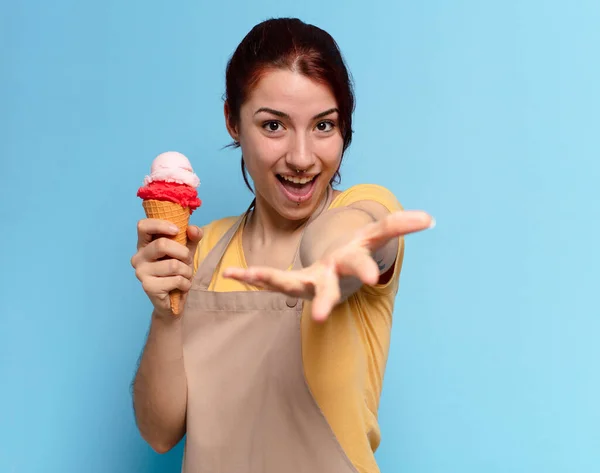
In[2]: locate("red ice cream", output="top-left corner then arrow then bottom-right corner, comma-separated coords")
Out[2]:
137,181 -> 202,214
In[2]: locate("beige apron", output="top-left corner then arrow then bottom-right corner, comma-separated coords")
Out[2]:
181,189 -> 359,473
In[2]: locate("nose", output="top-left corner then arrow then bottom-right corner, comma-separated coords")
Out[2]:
285,134 -> 315,172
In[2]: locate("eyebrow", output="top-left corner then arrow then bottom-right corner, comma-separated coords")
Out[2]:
254,107 -> 339,120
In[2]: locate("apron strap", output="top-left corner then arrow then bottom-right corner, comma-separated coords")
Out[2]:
195,186 -> 334,289
194,202 -> 252,290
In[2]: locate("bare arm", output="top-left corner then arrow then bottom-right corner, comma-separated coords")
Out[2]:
223,202 -> 432,322
132,312 -> 187,453
299,200 -> 400,301
130,219 -> 203,453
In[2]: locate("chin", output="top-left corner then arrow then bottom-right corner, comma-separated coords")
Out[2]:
279,186 -> 330,220
280,204 -> 315,221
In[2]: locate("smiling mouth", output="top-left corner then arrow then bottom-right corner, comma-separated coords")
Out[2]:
276,173 -> 319,201
277,174 -> 316,184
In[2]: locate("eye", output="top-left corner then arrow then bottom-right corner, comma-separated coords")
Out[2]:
315,120 -> 335,132
263,121 -> 283,132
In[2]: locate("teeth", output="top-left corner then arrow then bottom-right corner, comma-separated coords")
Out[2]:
280,175 -> 315,184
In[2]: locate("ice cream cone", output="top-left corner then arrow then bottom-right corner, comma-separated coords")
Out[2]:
142,199 -> 190,315
138,151 -> 201,315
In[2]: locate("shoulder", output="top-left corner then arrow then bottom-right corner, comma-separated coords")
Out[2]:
330,184 -> 406,294
193,215 -> 240,272
330,184 -> 403,213
201,215 -> 240,244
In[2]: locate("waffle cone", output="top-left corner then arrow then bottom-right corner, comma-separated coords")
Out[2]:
142,199 -> 190,315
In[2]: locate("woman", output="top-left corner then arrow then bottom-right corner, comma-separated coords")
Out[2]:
131,17 -> 433,473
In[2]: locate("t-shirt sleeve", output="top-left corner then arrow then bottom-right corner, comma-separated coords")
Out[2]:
331,184 -> 404,214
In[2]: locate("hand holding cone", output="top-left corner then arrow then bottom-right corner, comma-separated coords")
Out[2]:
137,151 -> 201,315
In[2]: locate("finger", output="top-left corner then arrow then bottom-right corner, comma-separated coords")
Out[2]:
141,274 -> 193,297
186,225 -> 203,267
144,237 -> 192,264
254,268 -> 310,296
187,225 -> 203,244
221,266 -> 251,281
336,250 -> 380,286
137,218 -> 180,250
311,265 -> 341,322
223,267 -> 282,291
223,266 -> 310,296
221,267 -> 269,288
138,259 -> 194,279
359,210 -> 434,252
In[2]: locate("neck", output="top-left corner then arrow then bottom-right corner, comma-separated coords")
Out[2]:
246,189 -> 329,245
246,198 -> 306,246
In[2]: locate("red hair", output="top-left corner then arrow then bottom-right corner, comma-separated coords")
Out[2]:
224,18 -> 355,192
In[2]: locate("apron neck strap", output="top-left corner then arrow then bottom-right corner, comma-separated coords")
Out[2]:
195,186 -> 334,289
194,212 -> 247,290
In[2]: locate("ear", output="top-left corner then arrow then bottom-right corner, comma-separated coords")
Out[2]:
224,101 -> 240,142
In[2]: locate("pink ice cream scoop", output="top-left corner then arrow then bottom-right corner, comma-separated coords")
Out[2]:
143,151 -> 200,188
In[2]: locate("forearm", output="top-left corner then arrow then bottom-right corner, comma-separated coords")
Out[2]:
132,311 -> 187,453
300,205 -> 399,299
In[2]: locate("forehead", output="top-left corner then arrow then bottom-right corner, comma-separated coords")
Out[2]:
244,69 -> 337,113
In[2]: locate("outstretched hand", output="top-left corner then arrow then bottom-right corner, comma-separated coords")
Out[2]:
223,210 -> 434,322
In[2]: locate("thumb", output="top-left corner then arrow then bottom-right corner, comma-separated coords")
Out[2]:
186,225 -> 203,263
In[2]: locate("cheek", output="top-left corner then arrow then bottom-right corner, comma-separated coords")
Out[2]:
241,132 -> 285,175
316,136 -> 344,167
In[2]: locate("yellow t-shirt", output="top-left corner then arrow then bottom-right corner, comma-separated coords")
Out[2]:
193,184 -> 404,473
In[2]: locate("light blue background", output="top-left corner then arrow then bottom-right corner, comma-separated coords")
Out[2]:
1,1 -> 598,472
